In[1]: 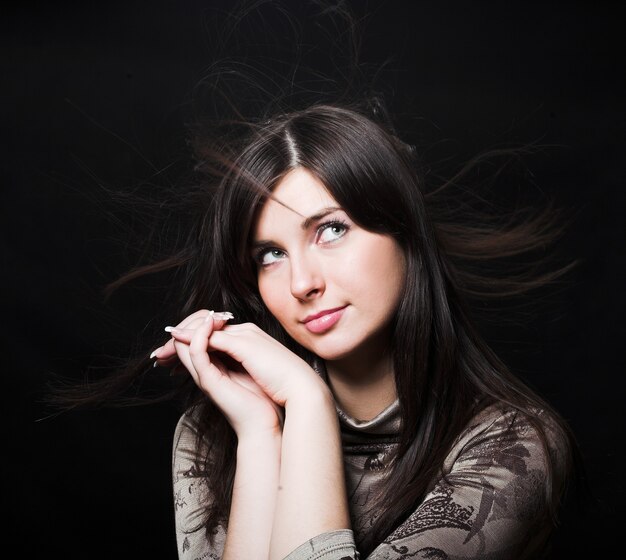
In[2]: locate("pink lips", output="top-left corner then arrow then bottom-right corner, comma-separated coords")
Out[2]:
303,306 -> 347,334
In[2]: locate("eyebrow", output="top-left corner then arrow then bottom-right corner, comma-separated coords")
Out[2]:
251,205 -> 343,250
301,206 -> 343,230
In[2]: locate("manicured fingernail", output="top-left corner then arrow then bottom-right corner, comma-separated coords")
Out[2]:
164,326 -> 178,333
153,360 -> 159,368
204,310 -> 215,323
150,349 -> 159,359
213,311 -> 234,321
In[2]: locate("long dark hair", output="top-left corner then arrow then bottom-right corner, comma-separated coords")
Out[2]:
49,99 -> 582,553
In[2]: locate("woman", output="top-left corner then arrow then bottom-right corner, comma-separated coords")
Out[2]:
139,104 -> 578,559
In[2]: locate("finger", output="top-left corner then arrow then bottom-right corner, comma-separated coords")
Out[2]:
149,310 -> 233,361
173,314 -> 225,386
171,314 -> 231,334
164,327 -> 194,343
174,310 -> 234,330
229,372 -> 285,427
172,338 -> 199,384
150,312 -> 208,361
165,323 -> 219,345
162,324 -> 211,379
194,328 -> 251,367
163,313 -> 232,346
188,315 -> 232,397
175,309 -> 212,329
151,337 -> 177,360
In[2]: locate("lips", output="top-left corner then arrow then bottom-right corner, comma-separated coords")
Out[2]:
303,305 -> 347,334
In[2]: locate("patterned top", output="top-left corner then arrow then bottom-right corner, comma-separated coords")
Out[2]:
172,398 -> 566,559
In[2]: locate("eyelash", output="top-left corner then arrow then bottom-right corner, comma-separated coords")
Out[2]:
316,219 -> 349,243
254,219 -> 350,267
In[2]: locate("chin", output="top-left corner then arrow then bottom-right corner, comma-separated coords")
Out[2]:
313,349 -> 352,362
304,327 -> 393,364
303,339 -> 362,362
289,325 -> 379,362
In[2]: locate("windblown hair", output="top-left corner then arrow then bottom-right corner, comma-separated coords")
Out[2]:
50,101 -> 580,555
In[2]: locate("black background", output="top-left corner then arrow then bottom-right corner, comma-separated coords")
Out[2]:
4,1 -> 624,557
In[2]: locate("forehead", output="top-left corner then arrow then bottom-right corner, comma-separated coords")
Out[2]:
253,168 -> 338,236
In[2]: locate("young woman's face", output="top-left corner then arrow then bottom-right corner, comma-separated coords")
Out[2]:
252,167 -> 406,362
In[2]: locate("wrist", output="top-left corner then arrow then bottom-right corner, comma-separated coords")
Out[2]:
284,379 -> 335,410
236,427 -> 282,451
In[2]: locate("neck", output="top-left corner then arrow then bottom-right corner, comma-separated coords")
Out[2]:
325,348 -> 397,422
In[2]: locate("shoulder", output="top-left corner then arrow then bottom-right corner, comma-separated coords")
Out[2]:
379,404 -> 571,556
443,403 -> 570,496
172,405 -> 227,556
173,404 -> 205,446
172,404 -> 213,487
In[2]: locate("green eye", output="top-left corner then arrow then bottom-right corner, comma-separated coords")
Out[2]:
317,221 -> 349,243
258,248 -> 285,266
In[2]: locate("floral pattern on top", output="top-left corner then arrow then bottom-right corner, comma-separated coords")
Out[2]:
172,400 -> 567,560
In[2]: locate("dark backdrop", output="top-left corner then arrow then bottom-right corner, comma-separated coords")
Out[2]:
4,1 -> 624,557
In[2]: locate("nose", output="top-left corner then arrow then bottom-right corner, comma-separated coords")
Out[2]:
289,251 -> 325,301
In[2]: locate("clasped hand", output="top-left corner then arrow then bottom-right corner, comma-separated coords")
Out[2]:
151,310 -> 324,439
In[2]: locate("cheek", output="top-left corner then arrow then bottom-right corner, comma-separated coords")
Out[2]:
258,276 -> 287,319
359,239 -> 406,305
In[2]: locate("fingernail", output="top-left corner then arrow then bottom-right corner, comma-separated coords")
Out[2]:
203,310 -> 215,323
164,326 -> 179,333
150,349 -> 159,359
153,361 -> 159,368
213,311 -> 234,321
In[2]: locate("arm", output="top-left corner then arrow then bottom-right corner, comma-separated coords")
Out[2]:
269,385 -> 351,560
165,318 -> 355,559
162,312 -> 285,559
275,406 -> 565,560
167,318 -> 563,559
172,409 -> 227,558
224,429 -> 281,559
172,409 -> 282,560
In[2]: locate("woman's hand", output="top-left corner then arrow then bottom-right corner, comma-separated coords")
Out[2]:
161,312 -> 290,559
150,310 -> 232,371
193,321 -> 326,407
153,310 -> 286,438
158,311 -> 348,559
154,310 -> 329,429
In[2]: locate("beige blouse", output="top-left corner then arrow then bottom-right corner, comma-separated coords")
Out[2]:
172,398 -> 566,559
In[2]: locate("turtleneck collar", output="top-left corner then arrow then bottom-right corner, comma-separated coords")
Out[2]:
313,358 -> 401,442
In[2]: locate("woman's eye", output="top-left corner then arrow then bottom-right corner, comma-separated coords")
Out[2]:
257,248 -> 285,266
317,221 -> 348,244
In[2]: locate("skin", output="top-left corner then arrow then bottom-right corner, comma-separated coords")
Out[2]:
152,167 -> 407,558
252,168 -> 406,419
